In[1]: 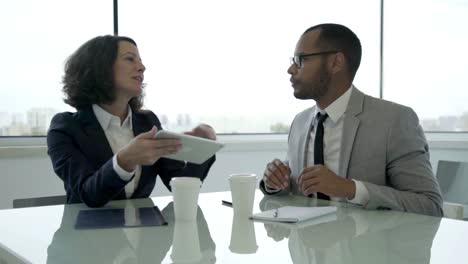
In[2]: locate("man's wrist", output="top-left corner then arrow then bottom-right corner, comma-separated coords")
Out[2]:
344,179 -> 356,200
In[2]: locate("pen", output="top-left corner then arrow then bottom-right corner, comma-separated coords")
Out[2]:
221,200 -> 233,207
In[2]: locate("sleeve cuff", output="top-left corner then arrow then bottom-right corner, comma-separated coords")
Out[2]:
113,154 -> 135,182
348,180 -> 370,206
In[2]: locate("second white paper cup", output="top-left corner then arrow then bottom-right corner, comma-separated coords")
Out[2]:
229,173 -> 257,216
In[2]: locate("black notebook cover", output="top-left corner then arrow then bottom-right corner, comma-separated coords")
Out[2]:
75,206 -> 167,230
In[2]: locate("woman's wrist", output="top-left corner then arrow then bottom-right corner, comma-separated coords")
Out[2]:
117,150 -> 136,172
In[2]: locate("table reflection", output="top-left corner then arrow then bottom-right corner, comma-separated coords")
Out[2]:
259,195 -> 441,264
172,221 -> 202,263
229,215 -> 258,254
47,199 -> 216,264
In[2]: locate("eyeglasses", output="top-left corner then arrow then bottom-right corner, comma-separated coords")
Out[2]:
290,51 -> 338,68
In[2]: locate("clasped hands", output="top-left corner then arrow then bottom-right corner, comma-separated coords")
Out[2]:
263,159 -> 356,199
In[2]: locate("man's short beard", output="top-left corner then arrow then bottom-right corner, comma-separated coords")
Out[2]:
308,65 -> 331,101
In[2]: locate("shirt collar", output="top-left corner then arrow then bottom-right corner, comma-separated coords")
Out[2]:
315,84 -> 354,124
92,104 -> 133,131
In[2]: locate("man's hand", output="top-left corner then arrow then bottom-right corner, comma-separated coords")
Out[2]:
263,159 -> 291,190
297,165 -> 356,199
184,124 -> 216,140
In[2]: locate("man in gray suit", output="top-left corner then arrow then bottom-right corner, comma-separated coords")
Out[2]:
260,23 -> 443,216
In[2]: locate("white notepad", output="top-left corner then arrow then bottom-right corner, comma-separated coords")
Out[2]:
250,206 -> 337,223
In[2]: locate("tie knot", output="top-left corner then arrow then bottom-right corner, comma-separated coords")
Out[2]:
316,112 -> 328,124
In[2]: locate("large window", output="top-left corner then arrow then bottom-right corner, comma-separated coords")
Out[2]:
0,0 -> 112,136
119,0 -> 380,133
384,0 -> 468,131
2,0 -> 466,136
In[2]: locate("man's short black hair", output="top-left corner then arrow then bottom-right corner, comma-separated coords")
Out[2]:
304,23 -> 362,79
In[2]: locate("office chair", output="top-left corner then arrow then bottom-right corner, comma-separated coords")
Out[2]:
436,160 -> 468,220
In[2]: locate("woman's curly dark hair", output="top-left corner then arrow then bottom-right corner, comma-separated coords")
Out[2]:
62,35 -> 143,111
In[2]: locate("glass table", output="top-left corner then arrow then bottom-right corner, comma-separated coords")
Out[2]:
0,191 -> 466,263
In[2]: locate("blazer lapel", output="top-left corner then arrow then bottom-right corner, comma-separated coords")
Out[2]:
132,110 -> 151,137
131,110 -> 154,197
76,107 -> 114,166
339,88 -> 364,178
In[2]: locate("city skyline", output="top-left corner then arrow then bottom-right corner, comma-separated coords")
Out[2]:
1,107 -> 468,137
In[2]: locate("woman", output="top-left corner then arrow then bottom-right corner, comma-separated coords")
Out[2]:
47,35 -> 216,207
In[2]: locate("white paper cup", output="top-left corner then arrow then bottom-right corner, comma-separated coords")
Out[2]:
171,222 -> 202,263
170,177 -> 201,222
229,173 -> 257,216
229,215 -> 258,254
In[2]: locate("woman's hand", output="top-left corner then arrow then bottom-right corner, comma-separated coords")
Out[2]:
184,124 -> 216,140
117,126 -> 182,172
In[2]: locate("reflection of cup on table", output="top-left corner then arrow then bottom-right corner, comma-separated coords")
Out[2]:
229,215 -> 258,254
229,173 -> 257,216
171,221 -> 202,263
170,177 -> 201,221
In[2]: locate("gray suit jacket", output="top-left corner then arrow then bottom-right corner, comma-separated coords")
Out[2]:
261,88 -> 443,216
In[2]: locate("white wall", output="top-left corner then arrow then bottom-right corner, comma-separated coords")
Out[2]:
1,135 -> 467,210
0,135 -> 287,210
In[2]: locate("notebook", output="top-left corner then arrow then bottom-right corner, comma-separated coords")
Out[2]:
250,206 -> 337,223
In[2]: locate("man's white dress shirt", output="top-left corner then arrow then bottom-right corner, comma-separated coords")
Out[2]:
306,86 -> 369,205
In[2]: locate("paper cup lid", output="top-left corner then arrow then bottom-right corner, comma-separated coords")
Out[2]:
228,173 -> 257,181
170,177 -> 202,186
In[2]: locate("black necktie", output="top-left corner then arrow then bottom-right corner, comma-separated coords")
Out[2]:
313,112 -> 330,200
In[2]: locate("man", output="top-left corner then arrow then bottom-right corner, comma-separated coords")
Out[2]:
260,23 -> 443,216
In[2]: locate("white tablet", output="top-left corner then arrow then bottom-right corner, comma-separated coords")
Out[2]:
154,130 -> 224,164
